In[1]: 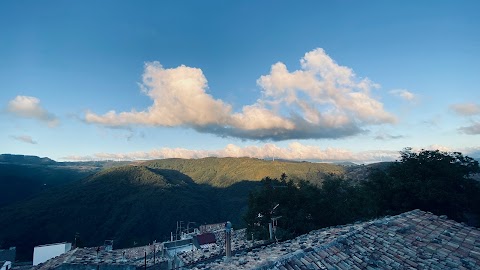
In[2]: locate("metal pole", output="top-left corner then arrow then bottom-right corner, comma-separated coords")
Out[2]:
225,221 -> 232,260
144,250 -> 147,270
269,222 -> 273,240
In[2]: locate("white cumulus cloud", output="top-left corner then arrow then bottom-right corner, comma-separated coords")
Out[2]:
7,95 -> 59,127
85,48 -> 396,140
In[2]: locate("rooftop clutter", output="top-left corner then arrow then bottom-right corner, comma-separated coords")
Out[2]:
31,244 -> 166,270
178,228 -> 263,266
22,209 -> 480,270
189,209 -> 480,270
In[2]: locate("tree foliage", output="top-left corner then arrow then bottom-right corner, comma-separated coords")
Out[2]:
244,174 -> 369,241
364,148 -> 480,221
245,149 -> 480,241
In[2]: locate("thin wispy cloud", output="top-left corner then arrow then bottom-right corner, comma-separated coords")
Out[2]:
459,121 -> 480,135
374,133 -> 404,140
389,89 -> 417,102
450,102 -> 480,135
63,142 -> 400,163
450,103 -> 480,116
6,95 -> 59,127
85,48 -> 396,140
10,135 -> 37,144
421,115 -> 442,128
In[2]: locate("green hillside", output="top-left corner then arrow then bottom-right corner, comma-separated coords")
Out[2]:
142,157 -> 345,186
0,157 -> 347,261
0,163 -> 96,207
0,154 -> 131,207
0,165 -> 258,260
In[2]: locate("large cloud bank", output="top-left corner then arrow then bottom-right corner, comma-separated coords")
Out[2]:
85,48 -> 395,140
63,142 -> 399,163
63,143 -> 480,163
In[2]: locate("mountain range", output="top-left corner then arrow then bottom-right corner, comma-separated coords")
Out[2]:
0,154 -> 354,261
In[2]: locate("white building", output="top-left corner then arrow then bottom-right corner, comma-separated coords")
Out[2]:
33,242 -> 72,266
1,261 -> 12,270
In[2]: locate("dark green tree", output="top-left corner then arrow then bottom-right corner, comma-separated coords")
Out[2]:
244,148 -> 480,244
364,148 -> 480,222
244,175 -> 317,240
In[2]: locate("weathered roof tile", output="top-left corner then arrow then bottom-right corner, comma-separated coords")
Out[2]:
190,210 -> 480,270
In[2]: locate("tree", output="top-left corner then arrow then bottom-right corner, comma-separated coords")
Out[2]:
364,148 -> 480,222
244,149 -> 480,242
244,175 -> 317,240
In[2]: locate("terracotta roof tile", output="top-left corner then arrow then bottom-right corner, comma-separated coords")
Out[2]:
191,210 -> 480,270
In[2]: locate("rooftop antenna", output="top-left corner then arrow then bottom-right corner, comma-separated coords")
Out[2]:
269,204 -> 281,241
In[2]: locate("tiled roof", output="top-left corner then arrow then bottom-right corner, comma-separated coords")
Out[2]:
191,209 -> 480,270
32,244 -> 166,270
178,228 -> 261,265
195,233 -> 216,246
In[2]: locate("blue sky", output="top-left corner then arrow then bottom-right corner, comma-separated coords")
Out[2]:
1,1 -> 479,162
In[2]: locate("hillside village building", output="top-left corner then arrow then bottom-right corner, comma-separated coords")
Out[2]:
31,244 -> 167,270
26,210 -> 480,270
1,261 -> 12,270
33,243 -> 72,266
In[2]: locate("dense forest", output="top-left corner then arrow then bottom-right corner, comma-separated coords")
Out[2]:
244,149 -> 480,240
0,154 -> 131,207
142,157 -> 345,187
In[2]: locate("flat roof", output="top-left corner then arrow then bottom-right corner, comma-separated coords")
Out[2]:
34,242 -> 71,248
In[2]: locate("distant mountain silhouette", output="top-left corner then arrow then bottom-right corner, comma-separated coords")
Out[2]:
0,154 -> 56,165
0,154 -> 130,207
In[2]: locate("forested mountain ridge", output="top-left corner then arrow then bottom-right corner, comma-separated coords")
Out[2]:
0,157 -> 346,261
0,154 -> 130,207
0,154 -> 57,165
141,157 -> 345,186
0,165 -> 253,260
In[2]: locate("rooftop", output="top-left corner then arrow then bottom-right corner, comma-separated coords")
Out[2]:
33,242 -> 70,248
191,209 -> 480,270
32,244 -> 166,270
178,228 -> 260,266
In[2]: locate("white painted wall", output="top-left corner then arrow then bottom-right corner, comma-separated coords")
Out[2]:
1,261 -> 12,270
33,243 -> 72,266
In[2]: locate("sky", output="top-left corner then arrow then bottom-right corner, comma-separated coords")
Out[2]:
1,1 -> 479,163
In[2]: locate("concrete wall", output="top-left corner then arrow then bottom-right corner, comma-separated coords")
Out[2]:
33,243 -> 72,266
1,261 -> 12,270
